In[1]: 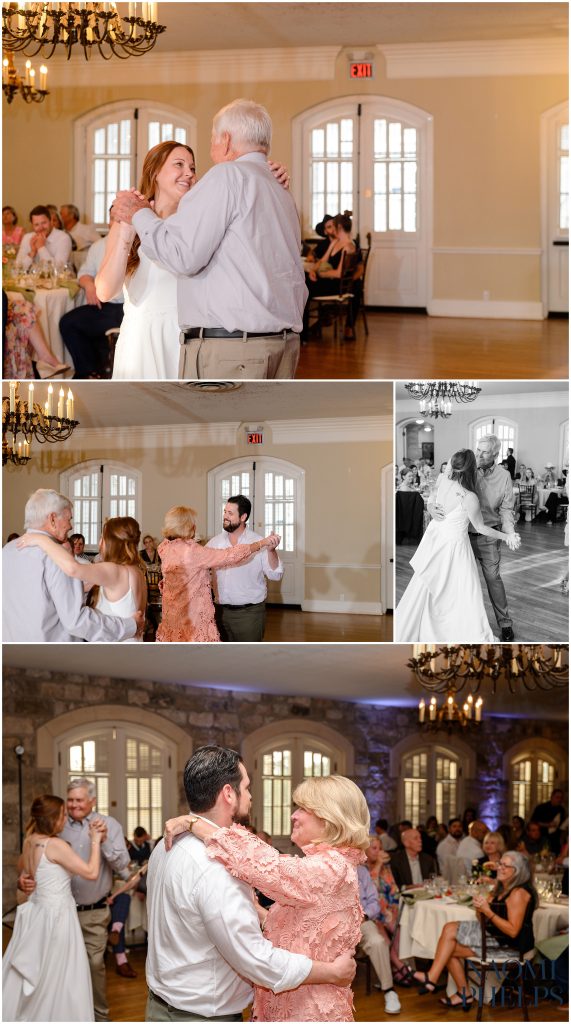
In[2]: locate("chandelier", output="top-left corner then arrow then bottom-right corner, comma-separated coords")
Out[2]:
404,381 -> 481,419
418,690 -> 483,733
2,49 -> 48,101
3,381 -> 78,466
409,644 -> 569,695
2,3 -> 166,61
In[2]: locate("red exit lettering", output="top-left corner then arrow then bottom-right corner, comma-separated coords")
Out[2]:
350,62 -> 373,79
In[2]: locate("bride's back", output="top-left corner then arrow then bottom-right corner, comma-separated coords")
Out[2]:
434,475 -> 468,516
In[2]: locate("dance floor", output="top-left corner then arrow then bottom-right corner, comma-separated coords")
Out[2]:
264,607 -> 392,642
395,517 -> 569,641
106,947 -> 565,1022
296,312 -> 568,380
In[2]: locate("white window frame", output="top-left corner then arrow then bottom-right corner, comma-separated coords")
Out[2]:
504,738 -> 568,821
391,734 -> 476,824
60,459 -> 142,553
73,100 -> 197,229
470,416 -> 518,463
55,718 -> 178,838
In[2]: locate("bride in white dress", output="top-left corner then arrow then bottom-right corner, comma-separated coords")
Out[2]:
17,516 -> 146,642
3,795 -> 104,1022
395,449 -> 517,642
96,140 -> 196,380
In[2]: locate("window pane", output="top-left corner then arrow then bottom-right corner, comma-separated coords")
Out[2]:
94,159 -> 105,192
120,119 -> 131,154
388,121 -> 402,157
107,160 -> 118,193
119,159 -> 131,190
326,162 -> 339,192
312,162 -> 324,192
326,122 -> 339,157
107,122 -> 119,154
174,127 -> 186,143
161,122 -> 173,141
374,119 -> 387,158
403,127 -> 417,156
148,121 -> 160,148
561,124 -> 569,152
94,127 -> 105,154
311,128 -> 325,158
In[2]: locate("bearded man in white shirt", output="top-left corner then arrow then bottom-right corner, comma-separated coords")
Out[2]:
112,98 -> 306,380
146,745 -> 355,1021
206,494 -> 283,642
15,204 -> 72,270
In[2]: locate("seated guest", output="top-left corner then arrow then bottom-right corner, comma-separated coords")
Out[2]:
127,826 -> 153,865
374,818 -> 397,852
390,827 -> 437,889
357,864 -> 401,1014
15,204 -> 72,270
475,830 -> 506,879
436,817 -> 464,876
520,820 -> 548,857
3,290 -> 69,379
69,533 -> 92,564
59,219 -> 124,379
302,212 -> 358,340
60,203 -> 100,251
309,213 -> 337,261
366,836 -> 413,988
531,788 -> 567,854
397,469 -> 418,492
46,204 -> 65,231
413,851 -> 537,1008
456,819 -> 488,874
2,205 -> 24,246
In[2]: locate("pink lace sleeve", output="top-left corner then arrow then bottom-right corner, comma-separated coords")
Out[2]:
190,543 -> 253,570
206,825 -> 348,907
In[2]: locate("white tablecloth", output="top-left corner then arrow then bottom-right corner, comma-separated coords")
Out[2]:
537,486 -> 563,509
32,286 -> 82,365
399,896 -> 569,959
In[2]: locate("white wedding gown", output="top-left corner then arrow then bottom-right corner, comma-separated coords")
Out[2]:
112,249 -> 180,379
395,479 -> 495,642
3,846 -> 94,1022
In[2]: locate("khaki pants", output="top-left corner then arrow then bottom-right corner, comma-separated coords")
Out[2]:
146,990 -> 243,1021
358,919 -> 393,991
78,906 -> 111,1021
178,331 -> 300,380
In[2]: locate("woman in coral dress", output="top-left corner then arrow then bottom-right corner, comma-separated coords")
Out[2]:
156,505 -> 280,642
165,774 -> 370,1022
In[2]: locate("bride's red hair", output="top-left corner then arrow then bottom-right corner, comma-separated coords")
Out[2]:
126,140 -> 195,278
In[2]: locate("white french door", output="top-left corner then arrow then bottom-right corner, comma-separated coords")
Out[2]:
296,96 -> 432,308
542,102 -> 569,314
60,460 -> 142,553
207,457 -> 305,605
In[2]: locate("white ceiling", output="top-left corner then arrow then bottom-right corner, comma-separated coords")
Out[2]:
2,381 -> 391,430
136,3 -> 567,52
3,644 -> 567,718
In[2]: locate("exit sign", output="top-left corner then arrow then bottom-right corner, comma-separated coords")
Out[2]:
350,61 -> 374,79
247,432 -> 263,445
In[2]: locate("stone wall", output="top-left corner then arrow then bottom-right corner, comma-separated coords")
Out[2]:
3,666 -> 568,911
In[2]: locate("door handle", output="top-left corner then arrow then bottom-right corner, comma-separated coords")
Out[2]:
553,239 -> 569,246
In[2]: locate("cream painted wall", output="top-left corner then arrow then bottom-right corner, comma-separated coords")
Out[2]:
397,399 -> 567,474
2,432 -> 391,606
3,50 -> 566,306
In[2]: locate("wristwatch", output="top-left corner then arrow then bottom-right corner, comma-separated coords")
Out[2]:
187,816 -> 199,833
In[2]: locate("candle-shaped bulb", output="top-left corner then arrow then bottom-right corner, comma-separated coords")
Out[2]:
57,387 -> 65,418
418,699 -> 425,724
9,381 -> 16,414
28,382 -> 34,414
66,389 -> 74,420
475,697 -> 483,722
39,64 -> 47,90
47,383 -> 53,416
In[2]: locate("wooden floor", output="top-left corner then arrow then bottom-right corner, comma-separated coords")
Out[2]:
297,312 -> 568,380
395,517 -> 569,641
106,947 -> 565,1022
264,606 -> 392,642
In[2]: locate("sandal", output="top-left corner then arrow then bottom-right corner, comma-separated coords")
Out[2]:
415,971 -> 445,995
439,995 -> 474,1012
393,964 -> 415,987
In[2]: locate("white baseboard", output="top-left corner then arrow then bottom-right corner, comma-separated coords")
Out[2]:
428,299 -> 544,321
301,600 -> 384,615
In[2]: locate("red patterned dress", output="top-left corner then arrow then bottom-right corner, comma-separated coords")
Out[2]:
207,825 -> 364,1022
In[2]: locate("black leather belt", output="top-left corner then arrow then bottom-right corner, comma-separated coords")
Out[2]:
76,895 -> 109,911
183,327 -> 289,340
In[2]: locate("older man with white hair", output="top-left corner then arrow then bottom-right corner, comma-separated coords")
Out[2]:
112,98 -> 306,379
2,488 -> 140,641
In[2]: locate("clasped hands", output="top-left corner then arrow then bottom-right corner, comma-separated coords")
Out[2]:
472,892 -> 493,917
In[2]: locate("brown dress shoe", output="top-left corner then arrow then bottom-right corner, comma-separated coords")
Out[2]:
108,930 -> 121,947
115,961 -> 137,979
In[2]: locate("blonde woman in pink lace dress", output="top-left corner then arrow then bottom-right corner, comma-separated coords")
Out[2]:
156,505 -> 280,642
165,775 -> 370,1022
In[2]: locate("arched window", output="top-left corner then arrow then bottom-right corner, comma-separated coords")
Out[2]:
391,736 -> 475,824
243,721 -> 353,852
74,101 -> 197,229
55,719 -> 178,838
505,739 -> 567,821
60,460 -> 142,553
470,416 -> 518,462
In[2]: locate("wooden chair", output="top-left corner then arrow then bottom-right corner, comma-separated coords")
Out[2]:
311,250 -> 359,341
350,231 -> 371,336
467,915 -> 533,1021
518,483 -> 537,522
104,326 -> 121,378
355,949 -> 373,995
